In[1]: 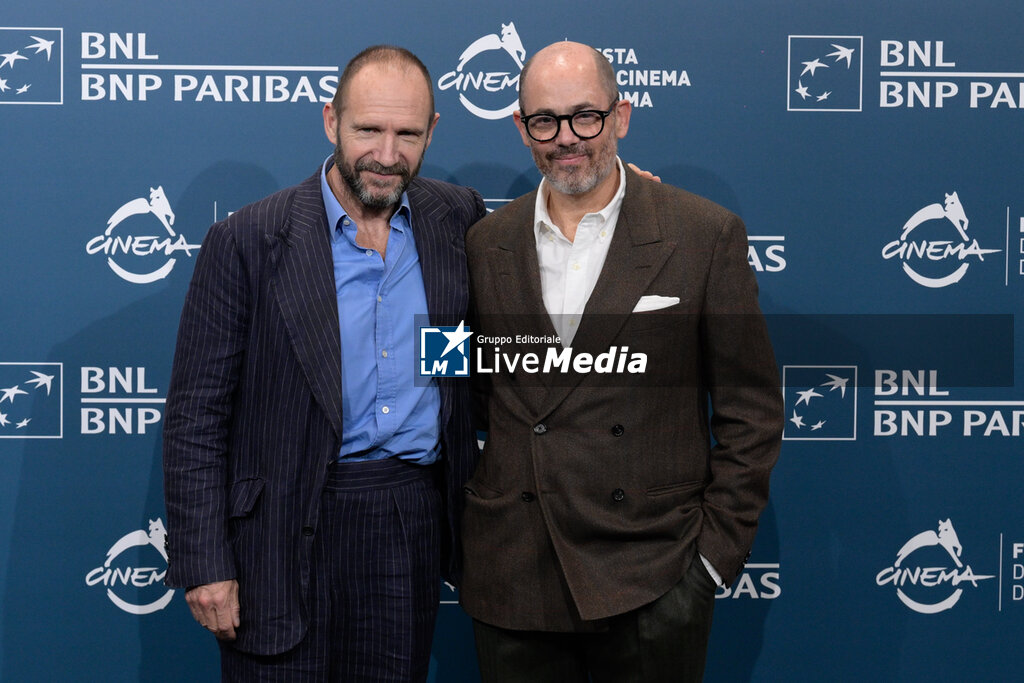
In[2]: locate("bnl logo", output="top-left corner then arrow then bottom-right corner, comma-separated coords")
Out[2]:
419,321 -> 472,377
0,362 -> 62,438
0,27 -> 63,105
787,35 -> 863,112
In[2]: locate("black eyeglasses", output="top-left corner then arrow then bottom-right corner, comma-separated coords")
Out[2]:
519,102 -> 618,142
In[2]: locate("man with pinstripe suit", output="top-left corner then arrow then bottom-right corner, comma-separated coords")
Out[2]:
163,46 -> 485,681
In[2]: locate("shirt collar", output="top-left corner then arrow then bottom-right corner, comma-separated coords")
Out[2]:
533,157 -> 626,244
320,156 -> 412,235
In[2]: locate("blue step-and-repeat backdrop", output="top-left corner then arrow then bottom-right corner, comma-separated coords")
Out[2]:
2,1 -> 1022,680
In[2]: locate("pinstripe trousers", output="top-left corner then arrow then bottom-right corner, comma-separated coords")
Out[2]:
220,459 -> 441,682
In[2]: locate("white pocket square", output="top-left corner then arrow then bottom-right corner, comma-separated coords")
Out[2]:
632,295 -> 680,312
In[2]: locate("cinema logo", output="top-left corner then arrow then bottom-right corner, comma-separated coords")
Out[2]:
85,185 -> 199,284
438,21 -> 526,120
85,518 -> 174,615
876,519 -> 994,614
882,191 -> 999,288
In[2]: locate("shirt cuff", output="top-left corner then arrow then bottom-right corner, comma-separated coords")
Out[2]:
700,553 -> 725,587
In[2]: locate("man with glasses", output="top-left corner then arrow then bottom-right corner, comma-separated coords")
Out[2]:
460,40 -> 783,682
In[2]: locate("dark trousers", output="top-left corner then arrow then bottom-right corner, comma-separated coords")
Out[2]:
220,459 -> 441,682
473,552 -> 717,683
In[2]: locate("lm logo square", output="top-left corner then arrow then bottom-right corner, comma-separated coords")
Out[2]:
419,322 -> 472,377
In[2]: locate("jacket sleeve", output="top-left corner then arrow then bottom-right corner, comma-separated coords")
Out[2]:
162,220 -> 251,589
696,213 -> 784,586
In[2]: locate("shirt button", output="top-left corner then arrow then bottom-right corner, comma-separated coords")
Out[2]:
572,263 -> 581,271
520,492 -> 535,503
612,488 -> 625,502
381,350 -> 388,358
533,423 -> 547,435
343,219 -> 350,226
377,295 -> 382,302
611,424 -> 624,437
365,249 -> 373,256
381,406 -> 390,414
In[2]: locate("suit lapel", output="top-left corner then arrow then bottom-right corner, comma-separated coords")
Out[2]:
272,172 -> 344,441
537,170 -> 677,418
489,192 -> 559,334
407,180 -> 456,327
407,180 -> 467,431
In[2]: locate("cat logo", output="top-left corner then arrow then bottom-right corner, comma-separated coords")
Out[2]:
881,191 -> 1000,288
875,519 -> 994,614
437,22 -> 527,120
85,186 -> 200,284
85,518 -> 175,615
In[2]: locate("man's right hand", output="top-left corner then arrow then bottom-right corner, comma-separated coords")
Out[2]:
185,579 -> 240,640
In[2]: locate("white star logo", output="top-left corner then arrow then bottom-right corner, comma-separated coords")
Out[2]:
795,388 -> 822,407
440,320 -> 472,359
16,418 -> 30,429
801,58 -> 828,77
26,371 -> 55,395
26,36 -> 55,61
789,410 -> 805,429
1,385 -> 28,404
0,51 -> 28,69
794,80 -> 810,100
827,44 -> 855,68
821,374 -> 848,398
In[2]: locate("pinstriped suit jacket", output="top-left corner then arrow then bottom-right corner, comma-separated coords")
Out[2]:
162,167 -> 485,655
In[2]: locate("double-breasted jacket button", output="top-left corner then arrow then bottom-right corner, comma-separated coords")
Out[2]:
611,424 -> 624,437
611,488 -> 625,502
533,423 -> 548,435
520,492 -> 535,503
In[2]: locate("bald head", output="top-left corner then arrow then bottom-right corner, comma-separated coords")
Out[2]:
333,45 -> 435,124
518,41 -> 618,112
511,40 -> 630,202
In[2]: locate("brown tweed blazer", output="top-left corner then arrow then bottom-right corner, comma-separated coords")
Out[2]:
460,167 -> 784,631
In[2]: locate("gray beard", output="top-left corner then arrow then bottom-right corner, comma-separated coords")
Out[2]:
333,147 -> 418,211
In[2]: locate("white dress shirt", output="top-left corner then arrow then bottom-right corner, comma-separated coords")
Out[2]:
534,158 -> 626,346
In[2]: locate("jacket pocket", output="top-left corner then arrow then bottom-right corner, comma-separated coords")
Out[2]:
227,477 -> 265,519
645,480 -> 703,497
463,478 -> 504,501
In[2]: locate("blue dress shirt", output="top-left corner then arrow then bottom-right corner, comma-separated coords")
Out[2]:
320,159 -> 441,464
